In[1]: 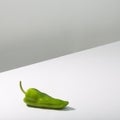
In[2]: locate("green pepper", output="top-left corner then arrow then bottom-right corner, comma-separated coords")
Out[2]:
19,81 -> 69,109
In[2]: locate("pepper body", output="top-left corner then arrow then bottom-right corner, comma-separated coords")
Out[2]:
19,81 -> 69,109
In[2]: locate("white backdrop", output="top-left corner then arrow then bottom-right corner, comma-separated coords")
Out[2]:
0,0 -> 120,72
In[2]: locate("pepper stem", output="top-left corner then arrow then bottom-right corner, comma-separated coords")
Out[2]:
19,81 -> 26,94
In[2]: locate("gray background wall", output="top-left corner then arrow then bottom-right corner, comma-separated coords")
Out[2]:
0,0 -> 120,72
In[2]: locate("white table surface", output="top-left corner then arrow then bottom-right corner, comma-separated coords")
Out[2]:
0,41 -> 120,120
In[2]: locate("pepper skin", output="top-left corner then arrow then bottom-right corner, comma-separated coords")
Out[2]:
19,81 -> 69,109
